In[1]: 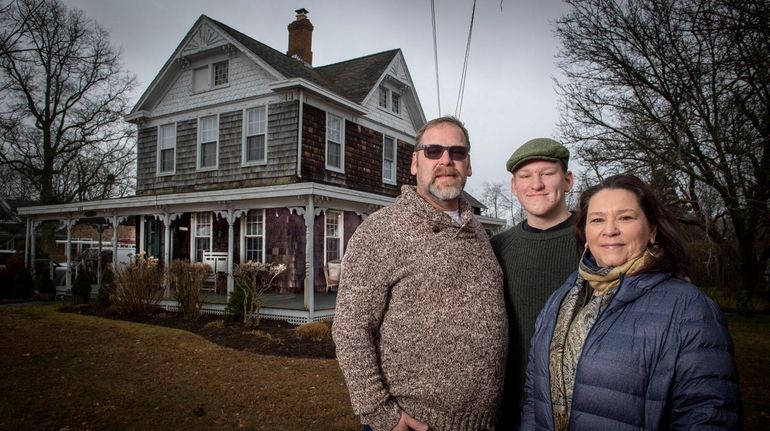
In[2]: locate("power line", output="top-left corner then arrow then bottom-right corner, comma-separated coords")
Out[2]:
455,0 -> 477,118
431,0 -> 441,116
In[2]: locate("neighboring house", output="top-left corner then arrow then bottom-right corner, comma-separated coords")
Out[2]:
17,10 -> 504,321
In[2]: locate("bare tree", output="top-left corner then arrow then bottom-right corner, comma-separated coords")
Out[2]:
477,181 -> 521,227
556,0 -> 769,313
0,0 -> 136,209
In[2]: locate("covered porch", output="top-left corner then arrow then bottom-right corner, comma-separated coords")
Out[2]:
19,182 -> 391,323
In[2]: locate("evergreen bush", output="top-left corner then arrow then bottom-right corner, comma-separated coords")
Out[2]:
71,266 -> 92,304
94,267 -> 115,308
224,285 -> 245,321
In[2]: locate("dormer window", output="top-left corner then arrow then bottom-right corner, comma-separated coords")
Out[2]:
378,85 -> 401,115
192,60 -> 230,93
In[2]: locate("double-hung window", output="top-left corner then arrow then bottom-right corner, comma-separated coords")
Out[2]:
242,209 -> 265,262
325,210 -> 343,263
157,123 -> 176,174
325,113 -> 344,172
243,106 -> 267,164
383,135 -> 396,184
198,115 -> 218,169
193,212 -> 212,263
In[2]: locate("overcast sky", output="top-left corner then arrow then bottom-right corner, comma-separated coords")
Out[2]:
60,0 -> 569,196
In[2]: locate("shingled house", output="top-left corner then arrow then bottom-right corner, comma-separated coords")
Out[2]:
18,10 -> 504,322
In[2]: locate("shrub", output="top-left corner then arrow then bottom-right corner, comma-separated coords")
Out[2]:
94,267 -> 115,308
113,252 -> 164,314
295,321 -> 332,341
71,266 -> 92,304
232,261 -> 286,327
35,270 -> 56,300
167,259 -> 210,320
224,285 -> 246,321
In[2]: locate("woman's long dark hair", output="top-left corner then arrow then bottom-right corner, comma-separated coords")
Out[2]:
575,174 -> 691,278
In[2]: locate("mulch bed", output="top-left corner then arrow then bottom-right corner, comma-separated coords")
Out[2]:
62,304 -> 337,359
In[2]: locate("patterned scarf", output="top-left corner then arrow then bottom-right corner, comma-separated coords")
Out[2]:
549,250 -> 649,430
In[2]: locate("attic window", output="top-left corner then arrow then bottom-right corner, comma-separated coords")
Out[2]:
391,93 -> 401,114
378,85 -> 401,115
213,61 -> 229,86
192,60 -> 230,93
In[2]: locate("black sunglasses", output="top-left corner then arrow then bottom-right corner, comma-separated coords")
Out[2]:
415,144 -> 469,161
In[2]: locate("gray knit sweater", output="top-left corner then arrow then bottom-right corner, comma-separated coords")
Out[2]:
490,220 -> 579,427
333,185 -> 508,431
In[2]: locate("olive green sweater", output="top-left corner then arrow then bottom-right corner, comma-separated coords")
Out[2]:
490,220 -> 579,427
333,186 -> 508,431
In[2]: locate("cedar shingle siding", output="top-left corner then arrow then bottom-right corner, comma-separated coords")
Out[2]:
300,103 -> 413,196
136,101 -> 300,195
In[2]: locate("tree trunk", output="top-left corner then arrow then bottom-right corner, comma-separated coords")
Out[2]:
736,229 -> 757,316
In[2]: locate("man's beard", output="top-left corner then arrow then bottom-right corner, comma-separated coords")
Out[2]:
429,171 -> 465,202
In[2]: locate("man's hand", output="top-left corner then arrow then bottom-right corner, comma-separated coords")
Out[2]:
391,411 -> 429,431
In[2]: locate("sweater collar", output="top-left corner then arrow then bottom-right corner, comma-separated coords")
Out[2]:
399,185 -> 475,228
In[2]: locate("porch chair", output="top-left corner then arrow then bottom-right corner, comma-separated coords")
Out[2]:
324,259 -> 342,292
202,251 -> 229,294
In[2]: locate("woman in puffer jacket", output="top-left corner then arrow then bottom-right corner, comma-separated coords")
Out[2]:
521,174 -> 741,430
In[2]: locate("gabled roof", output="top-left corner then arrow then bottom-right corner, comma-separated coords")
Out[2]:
207,17 -> 335,90
315,49 -> 400,103
129,14 -> 423,128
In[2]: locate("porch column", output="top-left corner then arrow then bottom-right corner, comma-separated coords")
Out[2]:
30,220 -> 41,278
138,215 -> 145,254
111,215 -> 126,271
304,195 -> 315,321
61,218 -> 78,293
153,212 -> 180,295
24,217 -> 31,269
216,209 -> 245,297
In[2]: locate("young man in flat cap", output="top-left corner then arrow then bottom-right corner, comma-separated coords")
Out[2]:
491,138 -> 580,428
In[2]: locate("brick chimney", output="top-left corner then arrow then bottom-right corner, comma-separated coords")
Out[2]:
287,8 -> 313,66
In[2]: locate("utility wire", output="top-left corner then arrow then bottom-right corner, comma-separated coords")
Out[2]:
431,0 -> 441,116
455,0 -> 477,118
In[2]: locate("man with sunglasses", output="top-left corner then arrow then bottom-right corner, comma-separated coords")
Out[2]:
333,116 -> 507,431
490,138 -> 579,428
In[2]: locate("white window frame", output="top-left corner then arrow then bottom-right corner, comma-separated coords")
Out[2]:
213,60 -> 229,86
197,114 -> 219,170
324,210 -> 343,264
382,134 -> 397,185
192,212 -> 212,263
379,86 -> 389,109
242,105 -> 268,166
378,85 -> 401,115
156,123 -> 176,175
191,60 -> 230,93
240,209 -> 266,263
325,112 -> 345,173
391,92 -> 401,114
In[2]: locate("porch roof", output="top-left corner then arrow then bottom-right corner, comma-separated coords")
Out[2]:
17,182 -> 394,220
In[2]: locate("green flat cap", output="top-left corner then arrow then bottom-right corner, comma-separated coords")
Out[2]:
506,138 -> 569,173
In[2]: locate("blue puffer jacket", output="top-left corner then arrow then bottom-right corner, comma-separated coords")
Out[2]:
521,271 -> 741,430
